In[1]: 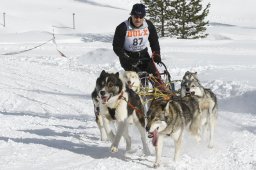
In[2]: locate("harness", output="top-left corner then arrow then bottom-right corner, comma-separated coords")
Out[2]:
104,91 -> 144,119
117,91 -> 144,115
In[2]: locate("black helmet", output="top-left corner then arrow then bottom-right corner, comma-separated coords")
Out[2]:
130,3 -> 146,17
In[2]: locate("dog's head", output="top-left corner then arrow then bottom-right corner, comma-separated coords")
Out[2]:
95,70 -> 109,92
181,79 -> 203,97
182,71 -> 199,83
146,99 -> 169,146
122,71 -> 141,92
181,71 -> 204,97
99,72 -> 123,103
95,70 -> 111,103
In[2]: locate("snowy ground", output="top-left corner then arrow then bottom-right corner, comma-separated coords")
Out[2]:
0,0 -> 256,170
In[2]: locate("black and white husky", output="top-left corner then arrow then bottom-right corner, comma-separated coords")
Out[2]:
91,70 -> 114,141
96,71 -> 150,155
181,71 -> 218,148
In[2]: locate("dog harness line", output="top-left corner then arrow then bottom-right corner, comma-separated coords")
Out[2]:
117,91 -> 144,116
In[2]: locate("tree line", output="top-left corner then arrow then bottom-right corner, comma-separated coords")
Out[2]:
141,0 -> 210,39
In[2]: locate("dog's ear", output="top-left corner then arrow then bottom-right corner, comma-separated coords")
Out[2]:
160,101 -> 168,111
100,70 -> 106,76
164,102 -> 170,116
115,72 -> 119,77
193,72 -> 199,80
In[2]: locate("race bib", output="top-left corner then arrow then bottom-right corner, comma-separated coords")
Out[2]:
123,19 -> 149,52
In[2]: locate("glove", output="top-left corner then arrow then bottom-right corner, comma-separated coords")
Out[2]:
120,53 -> 130,60
152,53 -> 161,64
120,53 -> 137,65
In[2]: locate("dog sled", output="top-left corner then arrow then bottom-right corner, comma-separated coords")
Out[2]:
131,58 -> 178,102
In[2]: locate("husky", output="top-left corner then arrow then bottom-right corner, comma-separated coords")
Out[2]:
91,70 -> 115,141
121,71 -> 141,92
181,71 -> 200,97
99,72 -> 150,155
120,70 -> 154,113
181,71 -> 218,148
146,96 -> 201,168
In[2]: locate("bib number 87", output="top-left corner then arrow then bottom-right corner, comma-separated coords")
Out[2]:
133,38 -> 143,46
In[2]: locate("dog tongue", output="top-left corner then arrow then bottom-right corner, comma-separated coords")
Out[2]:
152,129 -> 158,147
101,96 -> 107,103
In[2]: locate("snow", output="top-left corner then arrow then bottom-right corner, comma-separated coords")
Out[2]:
0,0 -> 256,169
204,0 -> 256,27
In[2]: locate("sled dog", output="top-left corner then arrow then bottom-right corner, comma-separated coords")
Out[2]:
121,71 -> 141,92
146,96 -> 201,168
181,71 -> 200,97
91,70 -> 115,141
120,70 -> 153,112
99,71 -> 150,155
181,71 -> 218,148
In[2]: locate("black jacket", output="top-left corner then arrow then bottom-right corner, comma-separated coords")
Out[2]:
113,17 -> 160,60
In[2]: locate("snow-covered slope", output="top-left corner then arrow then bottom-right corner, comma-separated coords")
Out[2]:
205,0 -> 256,27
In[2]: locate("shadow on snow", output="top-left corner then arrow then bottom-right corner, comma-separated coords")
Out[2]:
219,90 -> 256,114
0,111 -> 93,121
0,136 -> 124,159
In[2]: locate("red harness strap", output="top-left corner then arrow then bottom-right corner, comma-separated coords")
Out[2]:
118,91 -> 144,115
127,102 -> 144,115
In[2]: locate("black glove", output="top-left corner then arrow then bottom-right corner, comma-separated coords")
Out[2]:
123,53 -> 139,63
152,53 -> 161,64
120,53 -> 130,60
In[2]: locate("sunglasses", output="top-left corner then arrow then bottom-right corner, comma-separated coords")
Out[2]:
133,15 -> 144,19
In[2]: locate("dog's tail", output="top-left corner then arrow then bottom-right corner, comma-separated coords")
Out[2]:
209,89 -> 218,119
212,101 -> 218,121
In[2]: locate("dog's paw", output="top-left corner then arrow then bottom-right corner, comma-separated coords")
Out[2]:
100,135 -> 108,141
195,135 -> 201,143
208,144 -> 214,149
108,132 -> 116,142
153,163 -> 160,168
101,138 -> 108,142
125,148 -> 137,154
111,146 -> 118,153
143,148 -> 151,156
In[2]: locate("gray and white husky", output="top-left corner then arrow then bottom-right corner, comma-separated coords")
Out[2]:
98,71 -> 150,155
146,96 -> 201,168
181,71 -> 218,148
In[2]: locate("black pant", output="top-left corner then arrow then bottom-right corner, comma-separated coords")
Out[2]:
119,49 -> 158,76
119,50 -> 162,87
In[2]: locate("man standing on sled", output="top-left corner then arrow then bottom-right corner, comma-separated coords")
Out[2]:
113,3 -> 162,76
